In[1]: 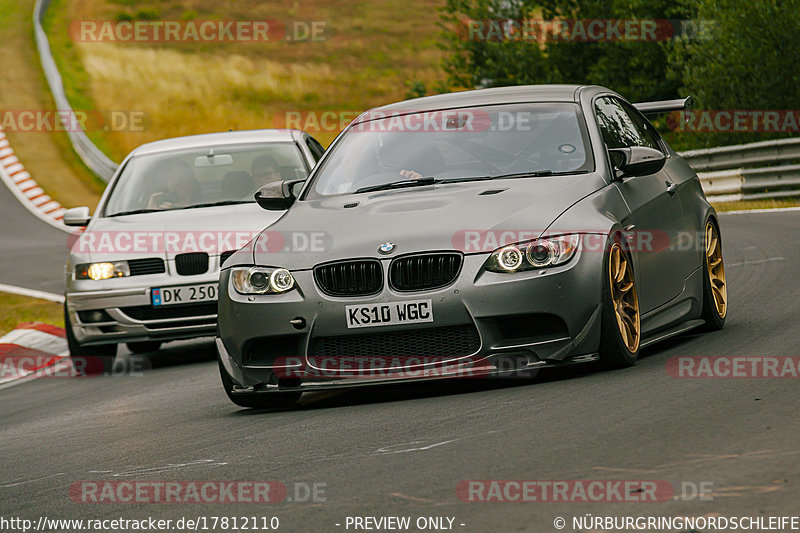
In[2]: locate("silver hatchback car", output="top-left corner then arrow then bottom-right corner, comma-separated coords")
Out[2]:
63,129 -> 324,360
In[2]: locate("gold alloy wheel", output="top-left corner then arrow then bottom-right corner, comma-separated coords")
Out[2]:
609,243 -> 641,353
705,221 -> 727,318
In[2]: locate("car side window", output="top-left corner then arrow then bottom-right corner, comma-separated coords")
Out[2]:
594,97 -> 659,151
306,136 -> 325,162
618,100 -> 663,152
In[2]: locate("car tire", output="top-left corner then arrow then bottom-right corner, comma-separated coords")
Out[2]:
218,358 -> 300,409
598,237 -> 641,369
126,341 -> 162,353
700,219 -> 727,331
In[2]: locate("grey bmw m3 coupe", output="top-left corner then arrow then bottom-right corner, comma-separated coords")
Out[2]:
217,85 -> 727,408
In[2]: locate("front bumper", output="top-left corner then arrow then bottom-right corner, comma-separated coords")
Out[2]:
66,279 -> 218,346
218,243 -> 607,391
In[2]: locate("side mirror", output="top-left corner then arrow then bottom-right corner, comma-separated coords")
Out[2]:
254,179 -> 304,211
608,147 -> 666,179
63,206 -> 91,226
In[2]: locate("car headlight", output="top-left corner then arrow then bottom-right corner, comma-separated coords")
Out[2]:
75,261 -> 130,280
231,267 -> 296,294
485,234 -> 580,273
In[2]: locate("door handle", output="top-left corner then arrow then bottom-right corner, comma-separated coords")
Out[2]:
665,180 -> 678,196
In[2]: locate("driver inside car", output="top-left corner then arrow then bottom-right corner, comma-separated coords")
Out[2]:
147,160 -> 202,210
375,135 -> 428,180
251,155 -> 283,187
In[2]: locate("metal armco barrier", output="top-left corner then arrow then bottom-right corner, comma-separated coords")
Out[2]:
34,0 -> 118,182
679,138 -> 800,202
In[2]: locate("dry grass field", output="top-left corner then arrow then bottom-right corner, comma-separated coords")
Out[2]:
45,0 -> 449,159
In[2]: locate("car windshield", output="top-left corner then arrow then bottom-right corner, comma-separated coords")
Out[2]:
103,142 -> 308,217
306,103 -> 592,198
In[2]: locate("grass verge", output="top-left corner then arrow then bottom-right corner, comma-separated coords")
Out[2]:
0,293 -> 64,336
42,0 -> 120,161
711,197 -> 800,212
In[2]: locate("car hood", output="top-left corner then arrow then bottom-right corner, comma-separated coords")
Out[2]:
71,203 -> 284,262
254,173 -> 606,270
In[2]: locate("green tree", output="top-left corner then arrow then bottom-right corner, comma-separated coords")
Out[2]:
668,0 -> 800,148
441,0 -> 800,149
441,0 -> 692,102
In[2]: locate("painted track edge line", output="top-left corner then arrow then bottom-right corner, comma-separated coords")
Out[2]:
0,283 -> 65,303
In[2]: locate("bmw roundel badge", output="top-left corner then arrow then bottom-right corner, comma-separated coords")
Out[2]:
378,242 -> 397,255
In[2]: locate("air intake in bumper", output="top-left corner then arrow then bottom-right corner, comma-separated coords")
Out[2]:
309,324 -> 481,359
128,257 -> 166,276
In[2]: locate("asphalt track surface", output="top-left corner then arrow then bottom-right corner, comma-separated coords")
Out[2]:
1,178 -> 799,531
0,177 -> 67,295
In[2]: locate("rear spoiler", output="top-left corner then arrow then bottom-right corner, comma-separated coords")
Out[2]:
634,96 -> 693,115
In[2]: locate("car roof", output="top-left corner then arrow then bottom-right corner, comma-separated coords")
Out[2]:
369,85 -> 596,115
131,129 -> 303,157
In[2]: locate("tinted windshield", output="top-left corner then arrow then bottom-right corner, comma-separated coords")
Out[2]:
306,103 -> 591,198
103,142 -> 307,216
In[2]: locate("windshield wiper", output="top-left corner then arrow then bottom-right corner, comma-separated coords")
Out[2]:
353,170 -> 589,194
489,170 -> 590,180
175,200 -> 253,210
355,176 -> 439,194
107,208 -> 162,217
438,170 -> 589,184
109,200 -> 253,217
438,175 -> 497,184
